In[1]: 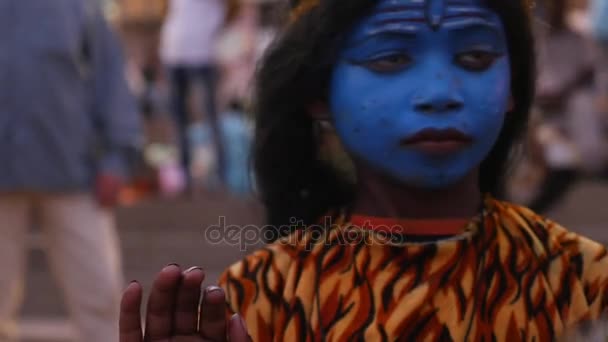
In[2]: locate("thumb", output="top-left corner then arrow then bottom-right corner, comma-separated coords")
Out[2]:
227,314 -> 251,342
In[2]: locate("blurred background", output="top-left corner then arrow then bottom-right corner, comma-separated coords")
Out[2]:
7,0 -> 608,340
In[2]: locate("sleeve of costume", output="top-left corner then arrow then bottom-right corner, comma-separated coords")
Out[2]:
578,236 -> 608,318
218,245 -> 294,341
549,221 -> 608,320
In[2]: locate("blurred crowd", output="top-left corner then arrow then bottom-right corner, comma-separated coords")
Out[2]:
112,0 -> 281,201
0,0 -> 277,340
505,0 -> 608,213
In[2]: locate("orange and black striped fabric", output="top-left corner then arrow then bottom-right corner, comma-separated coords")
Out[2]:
218,197 -> 608,341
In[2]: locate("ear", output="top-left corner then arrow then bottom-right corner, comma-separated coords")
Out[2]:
308,101 -> 331,121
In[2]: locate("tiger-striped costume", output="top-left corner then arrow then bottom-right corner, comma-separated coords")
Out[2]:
218,197 -> 608,341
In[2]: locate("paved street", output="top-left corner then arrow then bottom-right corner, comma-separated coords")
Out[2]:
15,180 -> 608,341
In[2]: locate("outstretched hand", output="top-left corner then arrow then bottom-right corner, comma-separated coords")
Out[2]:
119,264 -> 250,342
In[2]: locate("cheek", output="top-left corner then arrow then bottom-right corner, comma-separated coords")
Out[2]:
329,66 -> 394,138
462,62 -> 511,130
331,66 -> 382,112
479,61 -> 511,112
330,64 -> 418,122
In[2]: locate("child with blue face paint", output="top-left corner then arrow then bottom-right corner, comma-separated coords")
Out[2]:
118,0 -> 608,341
330,0 -> 511,190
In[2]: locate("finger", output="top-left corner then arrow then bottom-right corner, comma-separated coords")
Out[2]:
119,281 -> 144,342
144,264 -> 182,341
228,314 -> 251,342
199,286 -> 227,341
173,266 -> 205,335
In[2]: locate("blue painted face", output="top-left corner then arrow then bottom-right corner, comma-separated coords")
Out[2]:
329,0 -> 511,188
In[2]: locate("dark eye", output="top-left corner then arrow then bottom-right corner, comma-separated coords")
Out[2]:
455,50 -> 500,71
362,53 -> 412,73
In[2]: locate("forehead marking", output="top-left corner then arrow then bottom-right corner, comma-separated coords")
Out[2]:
447,0 -> 476,4
427,0 -> 446,29
373,0 -> 492,30
377,5 -> 425,13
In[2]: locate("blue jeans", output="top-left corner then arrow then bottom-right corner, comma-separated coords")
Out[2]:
168,65 -> 226,186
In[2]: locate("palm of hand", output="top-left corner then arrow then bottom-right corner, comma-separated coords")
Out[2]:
119,265 -> 249,342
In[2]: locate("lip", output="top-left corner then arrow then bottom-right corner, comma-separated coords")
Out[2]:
400,128 -> 473,155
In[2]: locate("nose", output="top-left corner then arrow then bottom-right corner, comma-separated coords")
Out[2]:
414,98 -> 463,114
413,77 -> 464,114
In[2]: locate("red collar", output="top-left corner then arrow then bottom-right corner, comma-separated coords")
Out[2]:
350,215 -> 469,236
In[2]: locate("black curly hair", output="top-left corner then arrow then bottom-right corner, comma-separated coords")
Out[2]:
252,0 -> 536,235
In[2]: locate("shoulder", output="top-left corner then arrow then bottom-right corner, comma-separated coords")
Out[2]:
217,225 -> 345,335
493,200 -> 608,317
219,243 -> 295,288
495,200 -> 607,264
217,243 -> 292,325
218,226 -> 336,297
219,224 -> 345,280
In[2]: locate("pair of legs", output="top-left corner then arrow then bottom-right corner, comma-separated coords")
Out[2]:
0,193 -> 123,342
168,65 -> 226,188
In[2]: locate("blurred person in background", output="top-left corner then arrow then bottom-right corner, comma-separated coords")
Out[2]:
160,0 -> 228,192
521,0 -> 597,212
591,0 -> 608,128
215,0 -> 278,109
0,0 -> 141,341
215,1 -> 259,110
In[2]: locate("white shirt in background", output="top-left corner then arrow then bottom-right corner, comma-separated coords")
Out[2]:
160,0 -> 226,66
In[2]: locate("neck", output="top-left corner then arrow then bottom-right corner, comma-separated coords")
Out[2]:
352,166 -> 482,219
